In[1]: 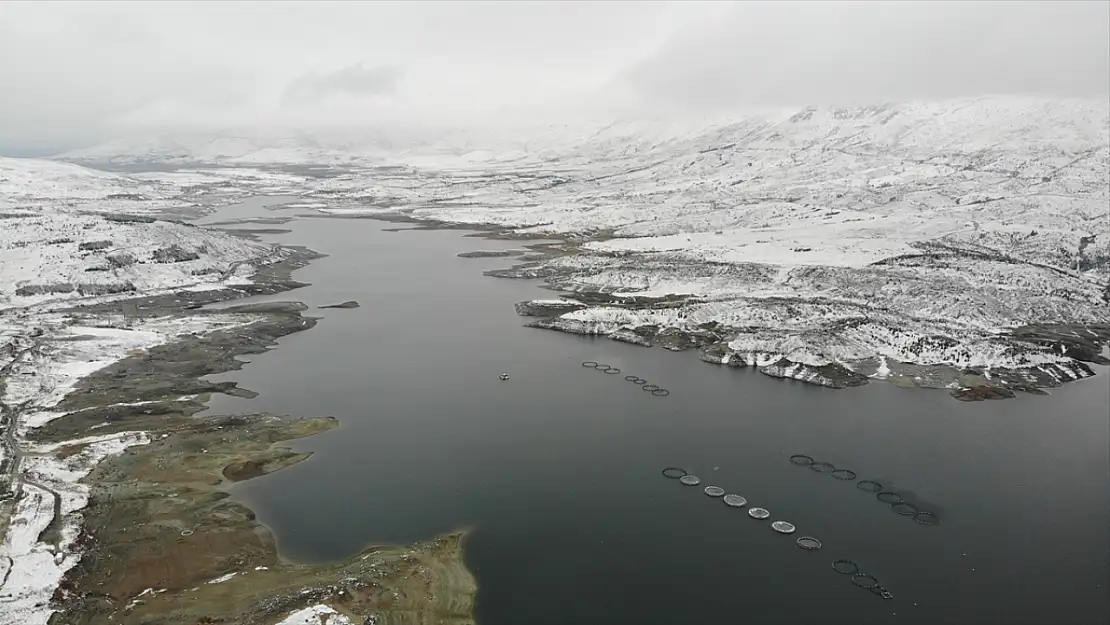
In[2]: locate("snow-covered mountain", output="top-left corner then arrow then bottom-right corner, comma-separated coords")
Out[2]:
30,95 -> 1110,394
286,95 -> 1110,394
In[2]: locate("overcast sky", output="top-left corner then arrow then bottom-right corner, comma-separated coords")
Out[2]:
0,0 -> 1106,155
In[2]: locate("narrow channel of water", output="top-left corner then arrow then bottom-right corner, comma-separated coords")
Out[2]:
199,196 -> 1109,625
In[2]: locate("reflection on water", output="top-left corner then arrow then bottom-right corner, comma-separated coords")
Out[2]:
200,197 -> 1109,625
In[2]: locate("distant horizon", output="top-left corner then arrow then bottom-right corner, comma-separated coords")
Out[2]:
6,92 -> 1109,160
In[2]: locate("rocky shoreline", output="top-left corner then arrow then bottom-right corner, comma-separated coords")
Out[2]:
1,236 -> 476,624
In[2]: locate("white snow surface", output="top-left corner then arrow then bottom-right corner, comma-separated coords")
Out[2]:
274,604 -> 354,625
0,159 -> 294,311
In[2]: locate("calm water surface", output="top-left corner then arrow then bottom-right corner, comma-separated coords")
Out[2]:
200,197 -> 1110,625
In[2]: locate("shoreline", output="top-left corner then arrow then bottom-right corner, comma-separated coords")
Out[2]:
0,218 -> 477,624
322,208 -> 1110,401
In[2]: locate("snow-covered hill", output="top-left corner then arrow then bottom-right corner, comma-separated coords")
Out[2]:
0,158 -> 306,311
288,96 -> 1110,394
35,96 -> 1110,394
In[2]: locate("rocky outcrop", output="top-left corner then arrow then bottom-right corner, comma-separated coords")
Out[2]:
608,327 -> 653,347
102,213 -> 156,224
513,299 -> 586,317
319,300 -> 360,309
758,358 -> 870,389
457,249 -> 524,258
76,282 -> 137,296
951,385 -> 1017,401
524,317 -> 609,335
151,245 -> 200,263
106,251 -> 137,268
698,344 -> 748,367
78,240 -> 113,251
14,283 -> 75,297
1008,323 -> 1110,365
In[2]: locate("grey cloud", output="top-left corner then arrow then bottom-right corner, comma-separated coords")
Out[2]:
620,0 -> 1110,111
281,64 -> 403,106
0,1 -> 1105,155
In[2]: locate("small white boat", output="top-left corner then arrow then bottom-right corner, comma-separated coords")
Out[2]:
499,373 -> 510,380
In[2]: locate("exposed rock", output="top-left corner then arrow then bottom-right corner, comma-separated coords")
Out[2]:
513,299 -> 586,317
457,249 -> 524,258
78,240 -> 112,251
1008,323 -> 1110,365
15,283 -> 76,297
951,385 -> 1017,401
656,327 -> 694,351
319,300 -> 360,309
698,344 -> 747,367
106,251 -> 137,268
524,317 -> 610,335
608,327 -> 653,347
102,213 -> 156,224
758,358 -> 870,389
76,282 -> 137,296
151,244 -> 201,263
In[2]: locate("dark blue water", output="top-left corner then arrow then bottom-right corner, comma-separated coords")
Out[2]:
201,197 -> 1110,625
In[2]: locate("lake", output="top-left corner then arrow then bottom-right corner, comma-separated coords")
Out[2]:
199,196 -> 1109,625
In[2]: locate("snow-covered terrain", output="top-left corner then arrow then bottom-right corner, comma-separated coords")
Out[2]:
59,96 -> 1110,391
0,158 -> 307,624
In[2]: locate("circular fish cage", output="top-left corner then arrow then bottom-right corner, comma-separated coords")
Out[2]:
592,363 -> 610,370
603,367 -> 621,374
796,536 -> 822,550
748,507 -> 770,519
641,384 -> 661,392
876,491 -> 904,505
703,486 -> 725,497
723,494 -> 748,507
581,361 -> 599,367
832,560 -> 859,575
661,467 -> 687,479
810,461 -> 836,474
651,388 -> 670,396
679,475 -> 701,486
851,572 -> 880,590
856,480 -> 883,492
913,511 -> 940,526
831,469 -> 857,481
891,502 -> 918,516
771,521 -> 797,534
789,454 -> 815,466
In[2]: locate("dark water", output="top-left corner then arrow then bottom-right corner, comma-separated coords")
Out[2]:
200,197 -> 1110,625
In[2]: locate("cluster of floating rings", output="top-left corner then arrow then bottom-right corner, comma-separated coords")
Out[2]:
792,455 -> 941,526
663,467 -> 821,555
584,362 -> 669,395
833,561 -> 894,600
